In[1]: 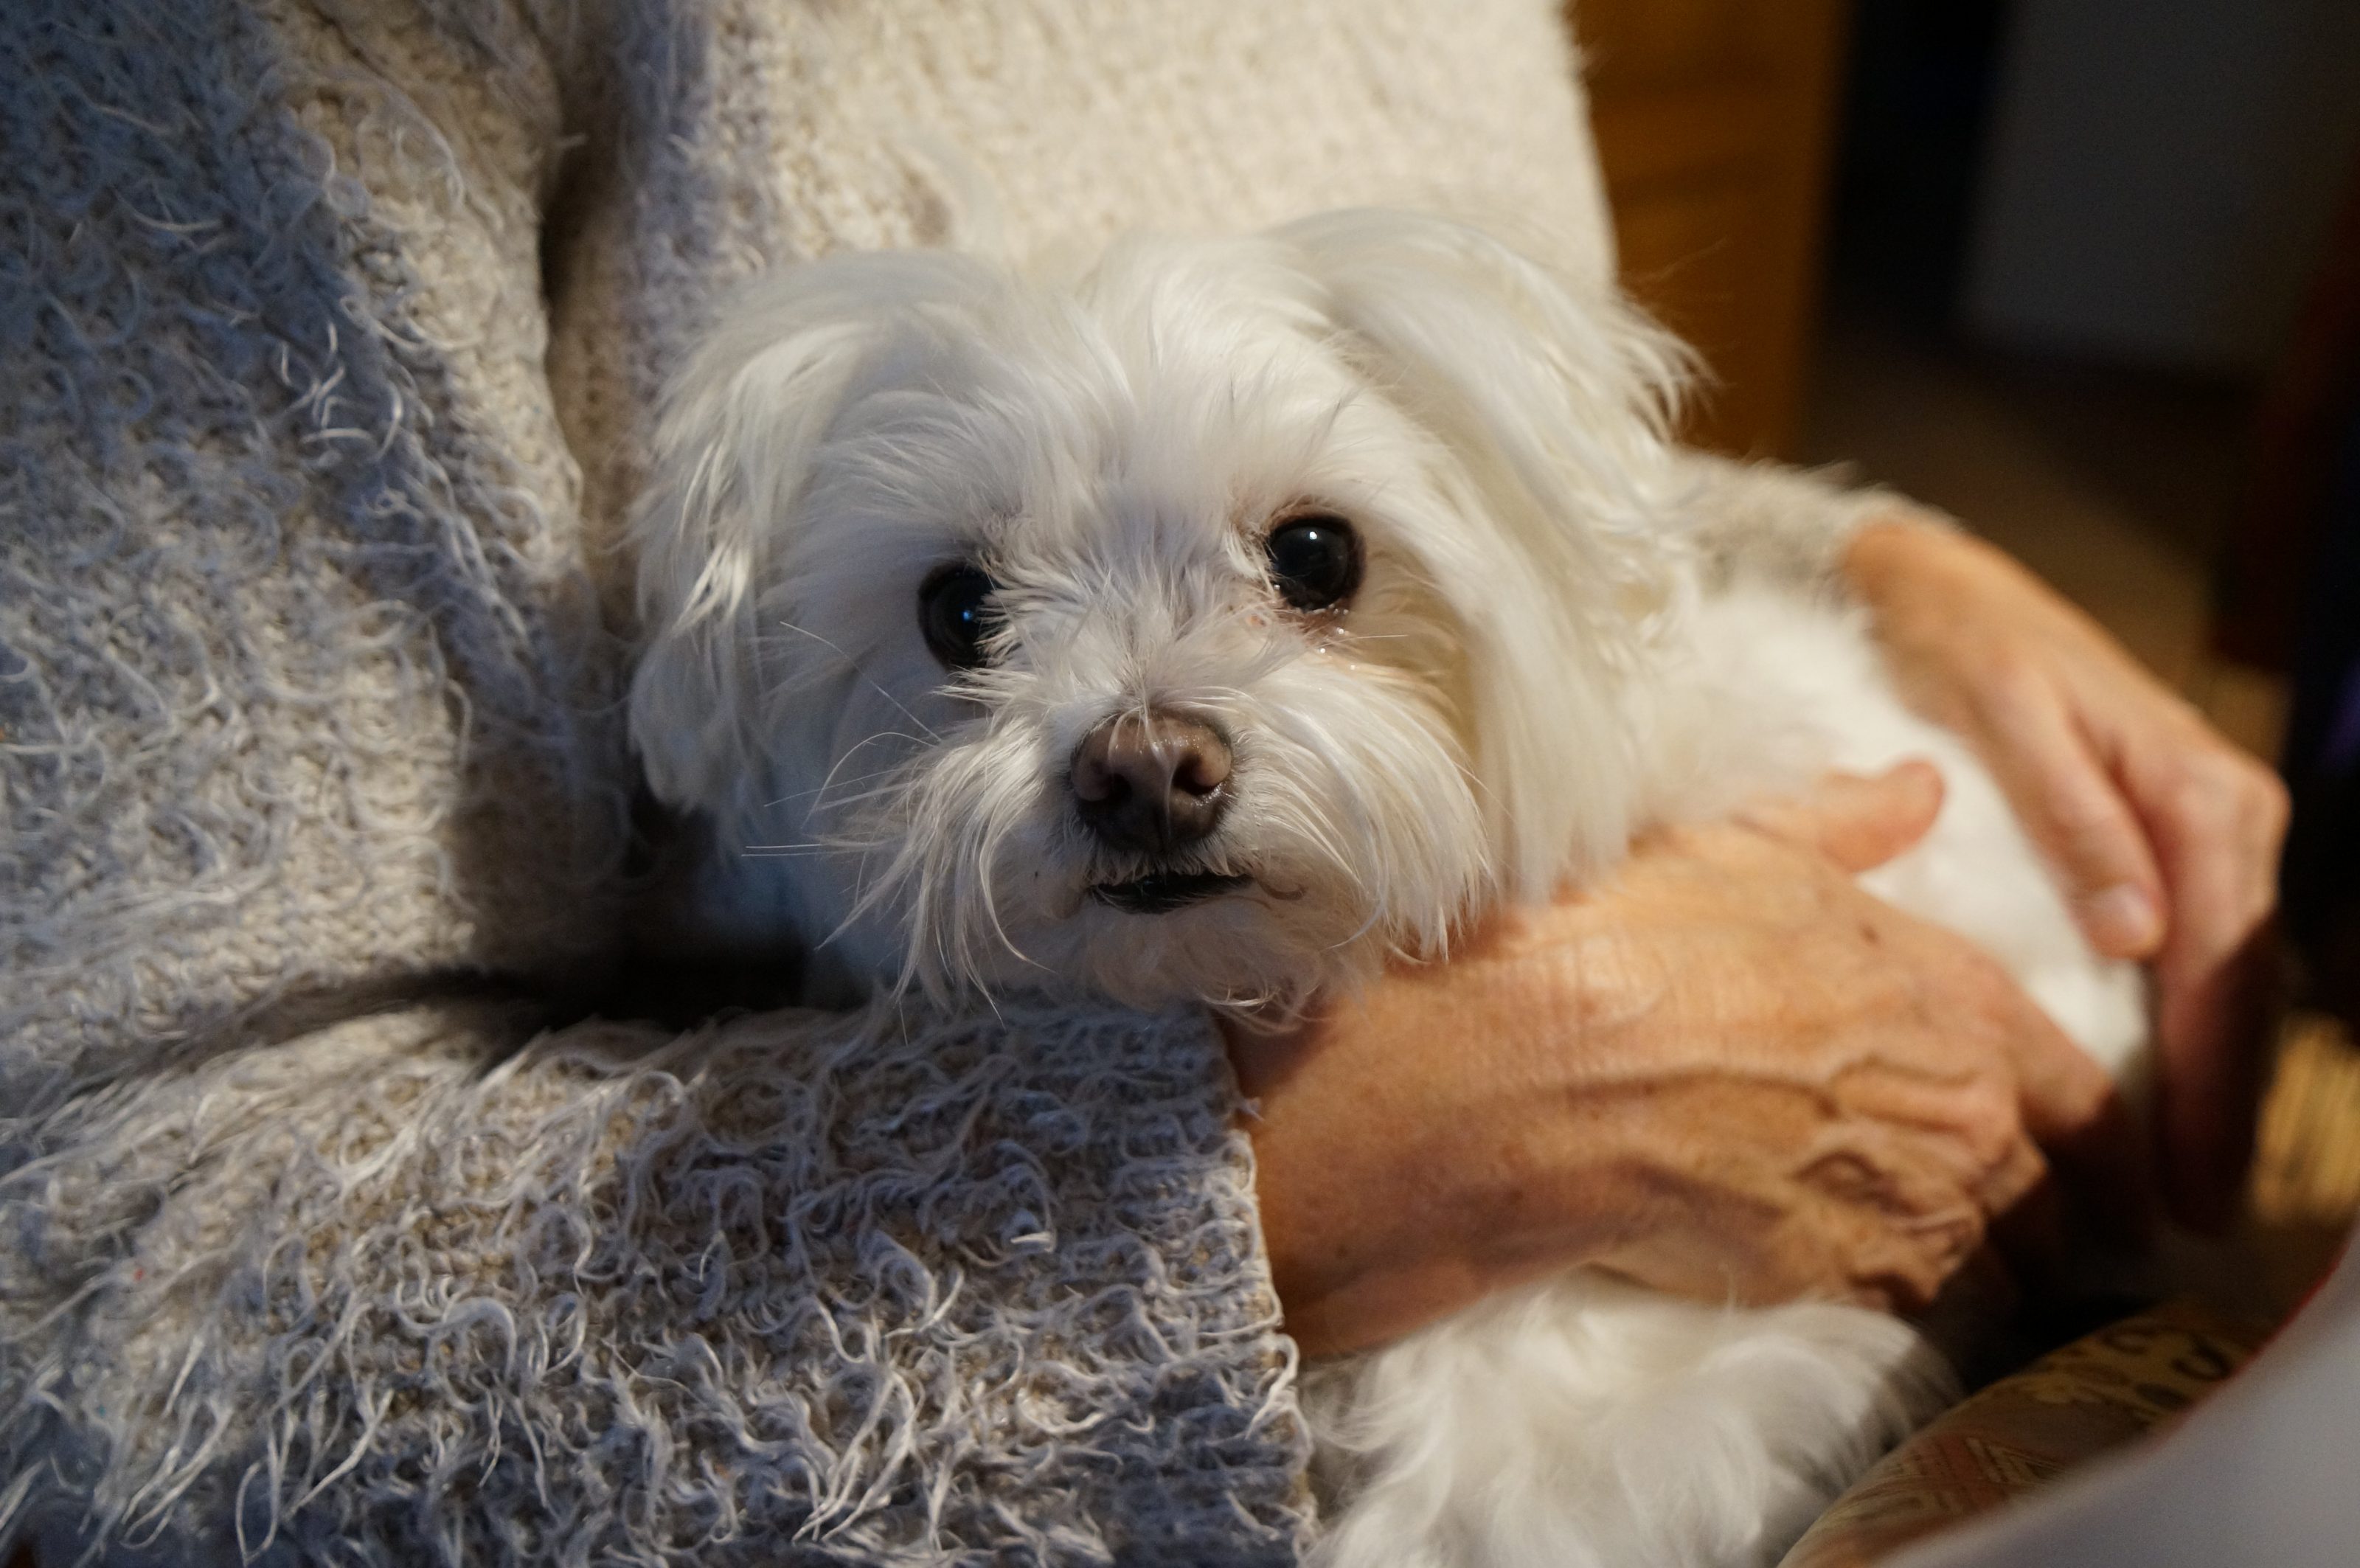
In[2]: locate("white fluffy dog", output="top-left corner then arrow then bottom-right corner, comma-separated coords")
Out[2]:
627,209 -> 2147,1567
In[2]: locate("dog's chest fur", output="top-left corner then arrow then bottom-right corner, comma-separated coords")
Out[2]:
1293,573 -> 2145,1568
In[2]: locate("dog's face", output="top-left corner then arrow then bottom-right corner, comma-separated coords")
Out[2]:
630,211 -> 1683,1007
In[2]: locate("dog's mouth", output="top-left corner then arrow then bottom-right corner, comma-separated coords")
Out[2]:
1090,870 -> 1254,914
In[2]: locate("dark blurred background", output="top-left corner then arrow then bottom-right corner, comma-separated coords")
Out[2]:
1571,0 -> 2360,1294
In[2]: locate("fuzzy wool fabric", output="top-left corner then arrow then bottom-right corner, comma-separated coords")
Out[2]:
6,998 -> 1299,1564
0,1 -> 1875,1561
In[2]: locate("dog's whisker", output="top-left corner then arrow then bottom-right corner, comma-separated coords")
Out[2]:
803,777 -> 931,819
771,618 -> 943,743
788,730 -> 935,800
972,816 -> 1045,977
785,741 -> 934,820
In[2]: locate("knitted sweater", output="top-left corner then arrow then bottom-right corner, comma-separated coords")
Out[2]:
0,1 -> 1880,1561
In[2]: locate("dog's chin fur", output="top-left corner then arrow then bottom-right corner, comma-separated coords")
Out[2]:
628,209 -> 2146,1567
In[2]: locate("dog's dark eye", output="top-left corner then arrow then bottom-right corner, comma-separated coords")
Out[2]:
1264,515 -> 1361,611
919,563 -> 999,670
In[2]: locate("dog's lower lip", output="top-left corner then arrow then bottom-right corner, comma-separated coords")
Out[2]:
1091,871 -> 1253,914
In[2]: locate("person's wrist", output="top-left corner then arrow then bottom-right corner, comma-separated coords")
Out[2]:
1223,937 -> 1629,1355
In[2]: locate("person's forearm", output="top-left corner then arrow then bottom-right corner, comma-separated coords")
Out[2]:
2,1001 -> 1312,1561
1231,769 -> 2135,1359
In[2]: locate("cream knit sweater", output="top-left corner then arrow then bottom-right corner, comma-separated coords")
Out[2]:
0,1 -> 1878,1561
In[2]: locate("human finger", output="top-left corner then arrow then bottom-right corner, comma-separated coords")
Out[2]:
1971,668 -> 2168,959
1791,1128 -> 2007,1311
1935,932 -> 2154,1235
2154,929 -> 2277,1233
1743,761 -> 1946,874
2132,740 -> 2288,1229
1824,1048 -> 2069,1288
1601,1155 -> 1977,1317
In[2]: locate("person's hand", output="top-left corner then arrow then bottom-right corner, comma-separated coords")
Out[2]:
1844,518 -> 2288,1231
1230,766 -> 2145,1359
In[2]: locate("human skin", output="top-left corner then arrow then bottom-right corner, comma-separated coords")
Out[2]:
1845,518 -> 2288,1231
1234,765 -> 2144,1358
1240,524 -> 2281,1356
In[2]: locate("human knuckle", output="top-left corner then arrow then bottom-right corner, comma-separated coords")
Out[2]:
2041,774 -> 2128,849
1958,1095 -> 2025,1167
2242,764 -> 2291,838
1953,951 -> 2025,1021
2204,748 -> 2284,816
2149,759 -> 2209,820
1920,1202 -> 1985,1259
1970,650 -> 2047,725
1981,643 -> 2042,699
1800,1146 -> 1907,1210
2158,749 -> 2262,829
1865,1218 -> 1978,1310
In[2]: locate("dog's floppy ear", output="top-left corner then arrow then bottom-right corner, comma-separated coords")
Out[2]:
1273,209 -> 1693,889
1271,207 -> 1689,612
627,253 -> 993,811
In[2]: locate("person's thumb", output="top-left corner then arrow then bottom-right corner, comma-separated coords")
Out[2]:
1744,762 -> 1946,873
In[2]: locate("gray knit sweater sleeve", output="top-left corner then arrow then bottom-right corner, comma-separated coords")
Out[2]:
6,999 -> 1306,1564
0,1 -> 1306,1561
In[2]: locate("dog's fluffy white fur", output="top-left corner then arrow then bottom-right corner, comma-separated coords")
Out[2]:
627,209 -> 2147,1567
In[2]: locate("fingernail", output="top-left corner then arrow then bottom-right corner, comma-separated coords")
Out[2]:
2084,884 -> 2162,955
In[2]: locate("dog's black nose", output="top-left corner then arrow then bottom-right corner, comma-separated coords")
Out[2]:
1070,710 -> 1233,854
